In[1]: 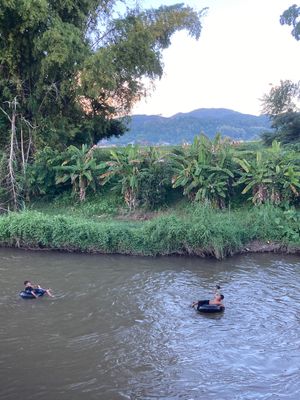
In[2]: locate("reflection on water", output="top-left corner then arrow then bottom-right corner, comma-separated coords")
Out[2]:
0,249 -> 299,400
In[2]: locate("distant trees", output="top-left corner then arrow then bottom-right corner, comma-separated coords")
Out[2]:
260,4 -> 300,146
261,80 -> 300,145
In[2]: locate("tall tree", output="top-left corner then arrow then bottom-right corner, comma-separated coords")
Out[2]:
0,1 -> 205,209
0,1 -> 205,150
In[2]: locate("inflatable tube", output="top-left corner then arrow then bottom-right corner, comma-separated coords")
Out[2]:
197,304 -> 224,313
19,288 -> 46,299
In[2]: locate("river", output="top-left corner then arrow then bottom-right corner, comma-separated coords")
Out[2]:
0,249 -> 299,400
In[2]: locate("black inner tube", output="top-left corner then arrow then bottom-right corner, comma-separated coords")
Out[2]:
197,304 -> 224,313
195,299 -> 225,313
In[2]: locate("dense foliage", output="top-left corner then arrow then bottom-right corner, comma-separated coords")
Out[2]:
280,4 -> 300,40
0,204 -> 299,259
234,141 -> 300,205
100,145 -> 172,209
261,80 -> 300,145
0,1 -> 204,149
171,134 -> 236,208
1,135 -> 299,258
5,135 -> 297,213
0,1 -> 204,209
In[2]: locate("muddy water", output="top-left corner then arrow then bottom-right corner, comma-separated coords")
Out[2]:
0,249 -> 299,400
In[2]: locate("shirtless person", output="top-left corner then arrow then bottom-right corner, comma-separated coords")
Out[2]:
192,294 -> 224,309
209,293 -> 224,306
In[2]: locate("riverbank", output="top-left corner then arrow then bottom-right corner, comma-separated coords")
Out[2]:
0,204 -> 299,259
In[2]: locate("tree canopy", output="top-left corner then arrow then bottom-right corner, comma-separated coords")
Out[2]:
0,1 -> 205,150
260,80 -> 300,145
280,4 -> 300,40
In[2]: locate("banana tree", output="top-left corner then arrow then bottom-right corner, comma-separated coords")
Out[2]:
138,146 -> 171,208
55,145 -> 104,202
100,146 -> 144,210
234,141 -> 300,205
171,134 -> 235,208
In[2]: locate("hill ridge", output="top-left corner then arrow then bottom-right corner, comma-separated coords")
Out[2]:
103,108 -> 271,145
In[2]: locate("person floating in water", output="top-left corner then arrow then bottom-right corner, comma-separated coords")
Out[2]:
192,288 -> 224,310
23,280 -> 53,298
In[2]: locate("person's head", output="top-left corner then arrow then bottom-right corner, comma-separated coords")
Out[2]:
215,294 -> 224,301
24,280 -> 31,287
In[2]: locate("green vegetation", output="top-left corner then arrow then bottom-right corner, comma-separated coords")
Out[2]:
261,80 -> 300,145
54,145 -> 104,202
0,1 -> 204,210
234,141 -> 300,205
0,135 -> 299,259
0,204 -> 299,259
0,3 -> 299,258
0,1 -> 204,149
172,134 -> 236,208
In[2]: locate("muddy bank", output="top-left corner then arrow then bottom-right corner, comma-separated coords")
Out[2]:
241,241 -> 300,255
1,240 -> 299,259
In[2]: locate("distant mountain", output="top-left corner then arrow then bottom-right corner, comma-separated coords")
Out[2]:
102,108 -> 271,146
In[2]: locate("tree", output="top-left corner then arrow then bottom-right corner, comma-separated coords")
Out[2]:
100,146 -> 144,210
260,80 -> 300,145
55,145 -> 103,202
261,111 -> 300,145
136,147 -> 172,209
24,147 -> 69,199
280,4 -> 300,40
0,1 -> 205,210
234,141 -> 300,205
171,134 -> 235,208
0,1 -> 205,151
261,80 -> 300,116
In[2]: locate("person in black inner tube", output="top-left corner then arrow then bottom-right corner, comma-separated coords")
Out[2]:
24,280 -> 53,298
191,285 -> 224,309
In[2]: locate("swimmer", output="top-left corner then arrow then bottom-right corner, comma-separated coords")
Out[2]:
24,280 -> 53,298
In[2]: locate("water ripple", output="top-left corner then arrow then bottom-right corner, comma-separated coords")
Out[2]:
0,251 -> 299,400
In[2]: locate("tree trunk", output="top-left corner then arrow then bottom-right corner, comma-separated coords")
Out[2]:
79,176 -> 86,202
8,99 -> 18,211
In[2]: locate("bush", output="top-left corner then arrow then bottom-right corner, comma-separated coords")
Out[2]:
0,204 -> 298,259
25,147 -> 70,199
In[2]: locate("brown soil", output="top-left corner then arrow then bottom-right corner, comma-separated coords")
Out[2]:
241,240 -> 300,255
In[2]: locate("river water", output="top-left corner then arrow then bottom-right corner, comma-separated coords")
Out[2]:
0,249 -> 299,400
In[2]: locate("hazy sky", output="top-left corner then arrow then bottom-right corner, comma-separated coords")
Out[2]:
130,0 -> 300,116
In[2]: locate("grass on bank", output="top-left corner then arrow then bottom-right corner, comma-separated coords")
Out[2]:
0,200 -> 299,259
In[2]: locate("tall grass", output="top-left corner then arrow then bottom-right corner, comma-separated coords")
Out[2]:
0,204 -> 298,259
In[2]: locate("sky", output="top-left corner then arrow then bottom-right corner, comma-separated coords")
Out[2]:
129,0 -> 300,116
